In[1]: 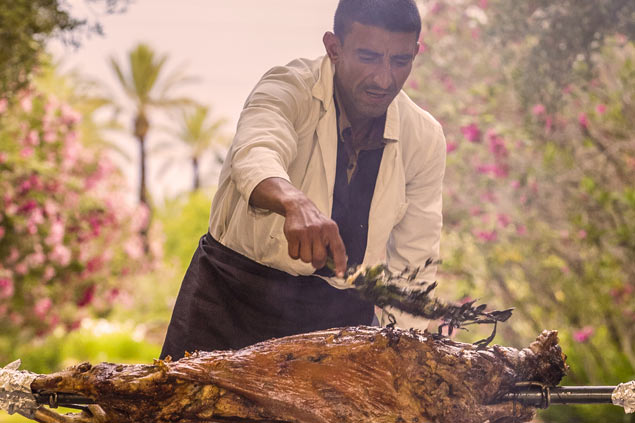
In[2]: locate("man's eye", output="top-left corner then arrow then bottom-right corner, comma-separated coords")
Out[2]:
359,55 -> 378,63
393,59 -> 411,67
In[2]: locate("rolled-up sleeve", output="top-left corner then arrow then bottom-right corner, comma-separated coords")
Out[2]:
230,66 -> 311,210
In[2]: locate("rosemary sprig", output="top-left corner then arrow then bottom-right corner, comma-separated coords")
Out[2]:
334,260 -> 514,347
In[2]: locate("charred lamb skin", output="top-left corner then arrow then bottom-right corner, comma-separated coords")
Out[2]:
31,326 -> 567,423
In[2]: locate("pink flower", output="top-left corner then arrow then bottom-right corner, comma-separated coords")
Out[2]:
26,248 -> 46,267
510,180 -> 521,189
470,206 -> 482,216
488,132 -> 508,158
20,147 -> 34,158
44,200 -> 59,217
473,229 -> 498,242
480,192 -> 497,203
596,104 -> 606,115
578,230 -> 587,239
418,42 -> 427,54
50,244 -> 72,266
578,113 -> 589,129
15,262 -> 28,275
479,0 -> 488,8
0,98 -> 8,114
0,278 -> 14,299
60,104 -> 81,126
20,95 -> 33,113
9,312 -> 24,325
7,247 -> 19,263
497,213 -> 511,228
34,298 -> 52,320
124,237 -> 144,260
77,285 -> 96,307
131,204 -> 150,232
44,220 -> 66,246
85,256 -> 102,273
460,123 -> 482,143
544,116 -> 553,132
429,1 -> 443,14
23,130 -> 40,146
43,266 -> 55,282
408,79 -> 419,90
0,226 -> 4,240
43,129 -> 57,143
476,163 -> 508,179
446,141 -> 458,153
516,225 -> 527,236
531,104 -> 546,116
573,326 -> 594,343
0,152 -> 7,163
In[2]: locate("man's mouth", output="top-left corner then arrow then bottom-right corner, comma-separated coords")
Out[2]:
365,90 -> 389,101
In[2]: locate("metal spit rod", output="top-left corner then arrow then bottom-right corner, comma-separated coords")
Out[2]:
498,383 -> 616,408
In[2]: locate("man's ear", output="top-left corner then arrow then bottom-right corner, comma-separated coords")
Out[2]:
323,31 -> 342,62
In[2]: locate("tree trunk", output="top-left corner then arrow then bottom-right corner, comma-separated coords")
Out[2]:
192,156 -> 200,191
134,113 -> 151,253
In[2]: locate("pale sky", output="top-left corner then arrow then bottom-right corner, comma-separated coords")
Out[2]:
49,0 -> 340,201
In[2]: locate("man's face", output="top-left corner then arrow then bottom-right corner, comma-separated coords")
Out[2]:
324,22 -> 419,122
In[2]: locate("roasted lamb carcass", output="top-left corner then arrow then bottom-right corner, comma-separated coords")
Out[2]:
24,326 -> 567,423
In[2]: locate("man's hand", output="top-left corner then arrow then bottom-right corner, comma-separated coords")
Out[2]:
249,177 -> 347,277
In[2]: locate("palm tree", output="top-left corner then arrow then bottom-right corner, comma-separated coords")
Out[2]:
153,105 -> 228,191
108,43 -> 195,248
108,42 -> 195,211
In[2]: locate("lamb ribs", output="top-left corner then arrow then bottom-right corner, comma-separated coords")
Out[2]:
29,326 -> 567,423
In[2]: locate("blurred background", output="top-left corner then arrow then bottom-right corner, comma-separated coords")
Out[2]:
0,0 -> 633,421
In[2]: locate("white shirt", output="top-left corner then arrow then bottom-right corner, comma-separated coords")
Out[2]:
208,55 -> 446,328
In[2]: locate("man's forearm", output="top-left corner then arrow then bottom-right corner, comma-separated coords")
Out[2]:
248,177 -> 307,216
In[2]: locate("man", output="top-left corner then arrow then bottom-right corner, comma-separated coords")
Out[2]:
161,0 -> 446,360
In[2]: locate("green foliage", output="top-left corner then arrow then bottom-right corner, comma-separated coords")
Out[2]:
0,0 -> 130,99
0,0 -> 80,97
412,1 -> 634,421
488,0 -> 635,109
159,190 -> 215,275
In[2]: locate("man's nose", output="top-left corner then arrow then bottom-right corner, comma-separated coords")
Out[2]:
372,62 -> 394,90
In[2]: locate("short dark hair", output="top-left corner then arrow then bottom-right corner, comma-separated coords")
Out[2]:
334,0 -> 421,41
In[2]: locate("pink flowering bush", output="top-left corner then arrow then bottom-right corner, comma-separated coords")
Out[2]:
409,2 -> 634,420
0,87 -> 152,353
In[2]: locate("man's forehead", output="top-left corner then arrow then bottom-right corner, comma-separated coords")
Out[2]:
342,21 -> 417,42
341,22 -> 418,52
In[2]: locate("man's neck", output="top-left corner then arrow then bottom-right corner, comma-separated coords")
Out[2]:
333,79 -> 372,131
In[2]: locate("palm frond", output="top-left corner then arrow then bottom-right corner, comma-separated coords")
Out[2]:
108,56 -> 135,99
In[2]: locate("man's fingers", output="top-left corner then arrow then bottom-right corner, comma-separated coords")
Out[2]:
327,231 -> 347,277
298,233 -> 313,264
287,236 -> 300,260
311,236 -> 328,270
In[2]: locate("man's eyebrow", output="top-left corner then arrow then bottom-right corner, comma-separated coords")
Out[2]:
355,49 -> 414,61
392,53 -> 414,61
356,48 -> 382,56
